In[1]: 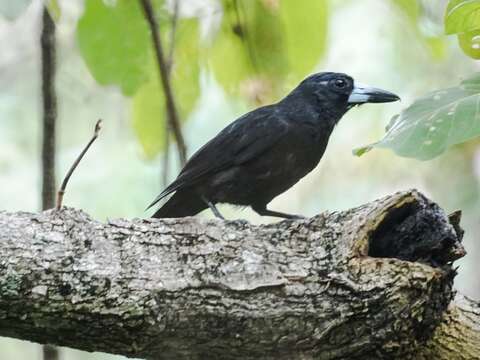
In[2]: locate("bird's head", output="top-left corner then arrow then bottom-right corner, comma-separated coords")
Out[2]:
291,72 -> 400,119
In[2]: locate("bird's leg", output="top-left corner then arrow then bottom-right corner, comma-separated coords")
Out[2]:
201,196 -> 225,220
252,205 -> 305,220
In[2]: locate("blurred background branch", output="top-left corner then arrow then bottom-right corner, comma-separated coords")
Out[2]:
162,0 -> 180,187
40,5 -> 56,211
140,0 -> 187,166
40,4 -> 60,360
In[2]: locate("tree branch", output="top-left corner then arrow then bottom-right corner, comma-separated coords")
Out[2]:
140,0 -> 187,165
0,190 -> 476,359
416,294 -> 480,359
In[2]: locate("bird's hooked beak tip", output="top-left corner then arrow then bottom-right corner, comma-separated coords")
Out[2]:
348,83 -> 400,105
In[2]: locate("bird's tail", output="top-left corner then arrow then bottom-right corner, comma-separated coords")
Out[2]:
152,190 -> 208,218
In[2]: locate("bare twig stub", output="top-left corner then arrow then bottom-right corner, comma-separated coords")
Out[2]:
56,120 -> 102,210
140,0 -> 188,165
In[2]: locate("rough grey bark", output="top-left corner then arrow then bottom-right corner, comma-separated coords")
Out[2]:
416,294 -> 480,359
0,190 -> 477,360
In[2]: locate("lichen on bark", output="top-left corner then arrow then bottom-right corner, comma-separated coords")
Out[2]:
0,190 -> 477,360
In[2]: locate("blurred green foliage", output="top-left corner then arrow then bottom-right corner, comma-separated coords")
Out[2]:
279,0 -> 328,80
75,0 -> 328,158
210,0 -> 286,96
445,0 -> 480,59
445,0 -> 480,33
132,19 -> 200,157
210,0 -> 328,99
0,0 -> 60,20
393,0 -> 447,59
46,0 -> 61,20
72,0 -> 478,161
77,0 -> 153,96
0,0 -> 32,20
354,73 -> 480,160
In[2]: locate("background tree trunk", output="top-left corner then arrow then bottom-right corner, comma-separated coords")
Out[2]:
0,190 -> 477,360
40,6 -> 59,360
40,6 -> 57,211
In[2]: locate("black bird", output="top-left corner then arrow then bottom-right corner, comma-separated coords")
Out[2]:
148,72 -> 399,220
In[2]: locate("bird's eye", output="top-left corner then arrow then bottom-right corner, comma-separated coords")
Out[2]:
334,79 -> 347,88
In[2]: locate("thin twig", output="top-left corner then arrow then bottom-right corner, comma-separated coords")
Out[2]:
162,0 -> 181,187
41,7 -> 57,210
140,0 -> 187,166
167,0 -> 180,71
56,120 -> 102,210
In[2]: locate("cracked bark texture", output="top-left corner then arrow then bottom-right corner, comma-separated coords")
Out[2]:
0,190 -> 477,360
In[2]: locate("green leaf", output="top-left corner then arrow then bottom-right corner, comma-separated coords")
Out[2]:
0,0 -> 32,20
210,0 -> 286,95
444,1 -> 480,59
209,10 -> 254,94
132,76 -> 167,158
210,0 -> 328,99
458,29 -> 480,58
250,2 -> 286,77
445,0 -> 480,35
352,146 -> 373,157
76,0 -> 154,96
392,0 -> 447,60
46,0 -> 61,21
392,0 -> 420,22
132,19 -> 201,158
354,73 -> 480,160
279,0 -> 328,82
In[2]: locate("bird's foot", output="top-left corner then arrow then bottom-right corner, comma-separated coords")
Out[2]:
252,206 -> 306,220
288,214 -> 306,220
202,196 -> 225,220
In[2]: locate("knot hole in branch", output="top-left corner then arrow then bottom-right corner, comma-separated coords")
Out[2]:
367,200 -> 465,267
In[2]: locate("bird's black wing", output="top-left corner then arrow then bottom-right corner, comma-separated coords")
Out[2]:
147,105 -> 290,209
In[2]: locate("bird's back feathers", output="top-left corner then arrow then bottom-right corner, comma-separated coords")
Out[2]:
147,105 -> 289,210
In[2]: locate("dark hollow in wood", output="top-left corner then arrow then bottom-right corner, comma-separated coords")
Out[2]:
367,200 -> 464,266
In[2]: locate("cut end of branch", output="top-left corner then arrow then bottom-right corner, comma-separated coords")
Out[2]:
94,119 -> 102,136
364,191 -> 465,268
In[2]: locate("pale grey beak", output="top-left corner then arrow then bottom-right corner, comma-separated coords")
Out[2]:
348,83 -> 400,104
